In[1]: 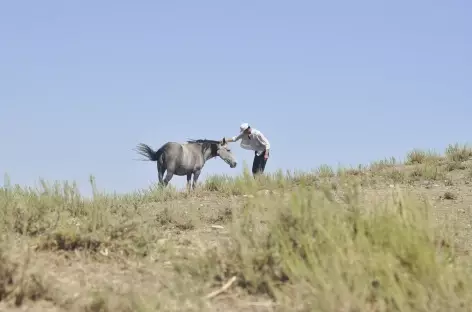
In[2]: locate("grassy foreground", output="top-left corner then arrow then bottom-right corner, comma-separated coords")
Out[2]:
1,143 -> 472,311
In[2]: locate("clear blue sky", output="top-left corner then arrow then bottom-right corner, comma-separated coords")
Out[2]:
1,0 -> 470,195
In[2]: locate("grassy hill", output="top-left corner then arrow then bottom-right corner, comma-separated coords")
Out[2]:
1,142 -> 472,311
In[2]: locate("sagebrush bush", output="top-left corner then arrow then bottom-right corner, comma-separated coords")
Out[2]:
189,183 -> 472,311
406,149 -> 442,165
445,143 -> 472,162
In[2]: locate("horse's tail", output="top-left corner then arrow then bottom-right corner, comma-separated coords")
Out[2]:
134,143 -> 162,162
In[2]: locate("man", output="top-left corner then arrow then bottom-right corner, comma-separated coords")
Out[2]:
222,123 -> 271,176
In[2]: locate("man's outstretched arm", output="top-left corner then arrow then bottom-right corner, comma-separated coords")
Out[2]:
223,133 -> 243,143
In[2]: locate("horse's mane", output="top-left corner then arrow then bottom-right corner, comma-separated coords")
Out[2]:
186,139 -> 221,155
186,139 -> 220,145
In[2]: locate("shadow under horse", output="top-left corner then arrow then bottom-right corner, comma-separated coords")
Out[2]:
134,139 -> 237,189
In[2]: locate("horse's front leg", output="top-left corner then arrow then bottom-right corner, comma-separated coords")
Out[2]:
186,173 -> 192,191
192,169 -> 201,190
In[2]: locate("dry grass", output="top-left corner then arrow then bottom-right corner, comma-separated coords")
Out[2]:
1,142 -> 472,311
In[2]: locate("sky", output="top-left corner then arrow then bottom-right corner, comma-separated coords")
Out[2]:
1,0 -> 471,196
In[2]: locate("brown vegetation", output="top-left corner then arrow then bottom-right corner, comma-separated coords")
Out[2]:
1,142 -> 472,311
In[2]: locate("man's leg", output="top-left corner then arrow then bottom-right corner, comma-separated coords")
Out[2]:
259,150 -> 269,174
252,151 -> 262,176
252,151 -> 265,177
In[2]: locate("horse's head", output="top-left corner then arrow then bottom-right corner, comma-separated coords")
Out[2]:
187,139 -> 238,168
215,140 -> 237,168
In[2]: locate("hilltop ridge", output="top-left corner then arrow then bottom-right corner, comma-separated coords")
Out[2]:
0,142 -> 472,311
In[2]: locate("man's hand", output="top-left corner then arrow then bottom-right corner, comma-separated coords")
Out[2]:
264,151 -> 269,160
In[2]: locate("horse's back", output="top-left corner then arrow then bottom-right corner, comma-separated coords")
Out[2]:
166,142 -> 202,174
160,142 -> 184,157
162,141 -> 203,163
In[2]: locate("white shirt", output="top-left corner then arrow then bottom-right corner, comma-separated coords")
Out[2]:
232,128 -> 270,156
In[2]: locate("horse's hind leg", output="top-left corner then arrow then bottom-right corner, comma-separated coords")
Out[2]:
163,170 -> 174,186
162,159 -> 178,187
157,163 -> 165,187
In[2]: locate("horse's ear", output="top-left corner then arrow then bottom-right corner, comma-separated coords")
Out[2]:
222,137 -> 226,144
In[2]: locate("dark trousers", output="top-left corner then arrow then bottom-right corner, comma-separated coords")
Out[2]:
252,150 -> 268,176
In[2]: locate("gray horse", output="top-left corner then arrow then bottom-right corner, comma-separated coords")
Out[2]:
134,139 -> 237,189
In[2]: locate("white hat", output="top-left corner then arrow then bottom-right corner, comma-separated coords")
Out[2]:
240,122 -> 249,133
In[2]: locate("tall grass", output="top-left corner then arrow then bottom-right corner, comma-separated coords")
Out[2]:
0,142 -> 472,311
188,183 -> 471,311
